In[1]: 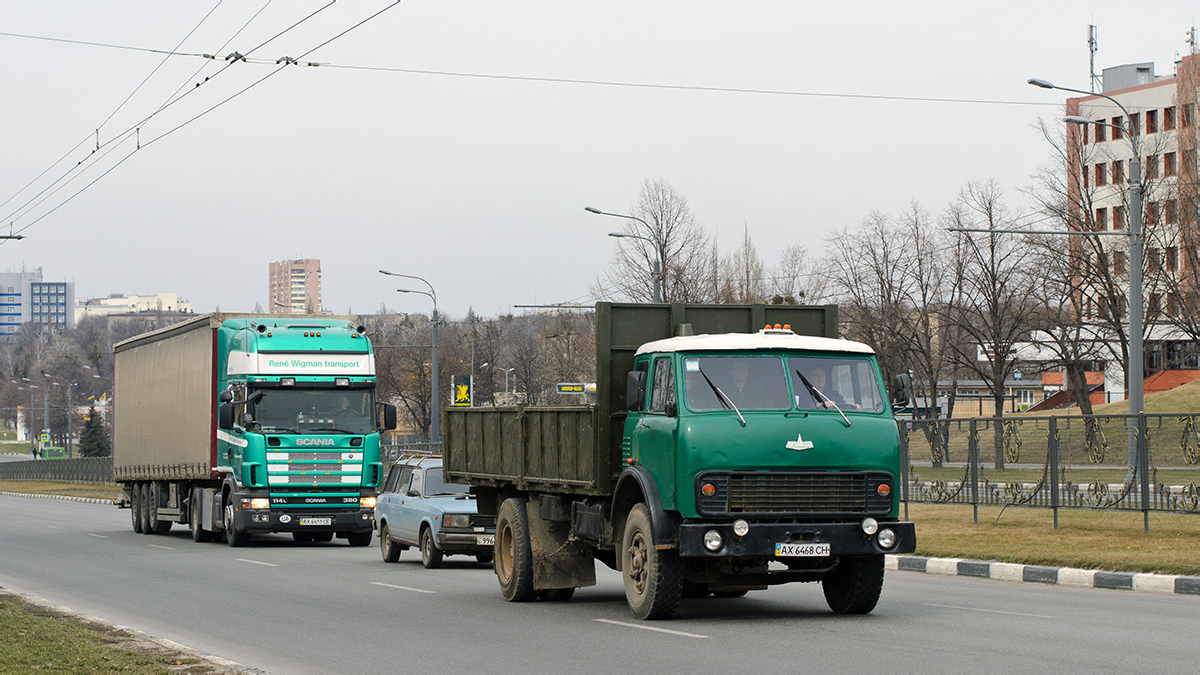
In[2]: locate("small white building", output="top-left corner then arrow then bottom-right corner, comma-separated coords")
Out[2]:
75,292 -> 192,322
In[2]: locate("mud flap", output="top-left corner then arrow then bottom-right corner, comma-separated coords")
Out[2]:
526,500 -> 596,591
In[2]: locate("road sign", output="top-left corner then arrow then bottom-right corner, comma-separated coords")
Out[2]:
556,383 -> 596,394
452,375 -> 472,406
39,431 -> 49,444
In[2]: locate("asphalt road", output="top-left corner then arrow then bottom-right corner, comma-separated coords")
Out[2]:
1,495 -> 1197,673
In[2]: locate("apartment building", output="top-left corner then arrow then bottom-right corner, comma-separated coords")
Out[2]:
268,258 -> 322,314
0,267 -> 75,337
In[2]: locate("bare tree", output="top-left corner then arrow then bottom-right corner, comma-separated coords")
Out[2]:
718,223 -> 768,303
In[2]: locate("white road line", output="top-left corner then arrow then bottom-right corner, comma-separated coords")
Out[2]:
594,619 -> 710,639
926,603 -> 1054,619
371,582 -> 436,594
148,544 -> 175,550
87,534 -> 108,539
46,525 -> 62,529
236,558 -> 280,567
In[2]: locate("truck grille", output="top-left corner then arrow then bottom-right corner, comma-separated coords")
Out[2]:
276,451 -> 344,461
268,463 -> 359,473
695,471 -> 893,517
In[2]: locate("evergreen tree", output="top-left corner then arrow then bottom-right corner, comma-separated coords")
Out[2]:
78,405 -> 111,457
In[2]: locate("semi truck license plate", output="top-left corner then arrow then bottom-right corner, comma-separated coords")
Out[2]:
775,542 -> 830,557
299,517 -> 332,526
477,535 -> 495,546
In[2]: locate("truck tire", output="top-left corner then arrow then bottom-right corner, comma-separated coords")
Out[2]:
224,502 -> 251,547
138,483 -> 153,535
347,530 -> 372,547
149,482 -> 172,534
822,554 -> 884,615
379,523 -> 401,562
621,503 -> 683,620
419,527 -> 443,568
189,487 -> 213,542
495,497 -> 535,602
130,483 -> 143,534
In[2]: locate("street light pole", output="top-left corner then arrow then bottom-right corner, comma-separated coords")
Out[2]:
585,206 -> 664,302
379,270 -> 441,442
1030,77 -> 1145,476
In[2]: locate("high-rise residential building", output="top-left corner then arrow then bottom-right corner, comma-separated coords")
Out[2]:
1062,53 -> 1200,374
0,267 -> 75,337
268,258 -> 322,314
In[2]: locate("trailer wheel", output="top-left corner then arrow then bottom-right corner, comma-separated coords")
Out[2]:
379,523 -> 401,562
537,588 -> 575,602
224,502 -> 250,547
346,530 -> 372,547
149,482 -> 172,534
189,488 -> 213,542
138,483 -> 153,535
495,497 -> 534,602
822,554 -> 884,615
419,527 -> 443,568
130,483 -> 143,534
621,503 -> 683,620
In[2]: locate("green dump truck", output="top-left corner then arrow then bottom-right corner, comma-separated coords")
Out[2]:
444,302 -> 915,619
113,313 -> 396,546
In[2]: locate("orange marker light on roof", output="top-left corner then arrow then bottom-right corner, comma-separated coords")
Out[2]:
764,324 -> 771,330
783,324 -> 791,330
774,323 -> 782,329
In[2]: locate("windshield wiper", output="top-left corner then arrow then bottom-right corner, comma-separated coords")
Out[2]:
307,427 -> 359,435
697,365 -> 745,427
796,370 -> 851,427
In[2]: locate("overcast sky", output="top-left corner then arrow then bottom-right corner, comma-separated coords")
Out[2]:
3,1 -> 1199,319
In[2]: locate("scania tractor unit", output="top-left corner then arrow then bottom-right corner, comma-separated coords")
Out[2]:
113,313 -> 397,546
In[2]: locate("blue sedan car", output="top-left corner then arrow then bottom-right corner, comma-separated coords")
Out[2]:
374,456 -> 495,568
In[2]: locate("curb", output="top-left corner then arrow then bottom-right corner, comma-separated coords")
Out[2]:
887,554 -> 1200,596
0,491 -> 113,505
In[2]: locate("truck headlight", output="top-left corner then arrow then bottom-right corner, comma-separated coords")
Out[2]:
359,496 -> 377,509
703,530 -> 723,551
444,514 -> 470,529
247,498 -> 270,510
732,519 -> 750,537
861,517 -> 878,535
877,528 -> 898,550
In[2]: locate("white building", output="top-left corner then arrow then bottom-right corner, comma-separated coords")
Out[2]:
75,292 -> 193,322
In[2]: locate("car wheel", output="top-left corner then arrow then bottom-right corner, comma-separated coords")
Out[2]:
420,527 -> 443,569
380,523 -> 401,562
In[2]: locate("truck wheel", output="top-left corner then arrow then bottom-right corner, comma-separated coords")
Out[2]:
495,497 -> 534,602
537,588 -> 575,602
419,527 -> 443,568
379,524 -> 401,562
189,488 -> 213,542
149,482 -> 172,534
822,554 -> 885,615
138,483 -> 153,535
347,530 -> 372,547
224,502 -> 251,547
621,503 -> 683,620
130,483 -> 143,533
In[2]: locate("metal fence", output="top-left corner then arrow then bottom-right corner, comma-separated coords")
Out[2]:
0,457 -> 113,484
900,413 -> 1200,531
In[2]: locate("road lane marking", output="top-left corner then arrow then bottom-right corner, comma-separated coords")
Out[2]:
236,558 -> 279,567
46,525 -> 62,529
87,534 -> 108,539
371,582 -> 436,594
594,619 -> 709,638
926,603 -> 1054,619
148,544 -> 175,550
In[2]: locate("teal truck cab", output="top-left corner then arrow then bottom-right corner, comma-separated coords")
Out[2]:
444,303 -> 915,619
114,314 -> 397,547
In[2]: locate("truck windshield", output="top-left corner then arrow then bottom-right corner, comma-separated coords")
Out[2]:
249,388 -> 377,434
790,356 -> 885,413
683,356 -> 791,411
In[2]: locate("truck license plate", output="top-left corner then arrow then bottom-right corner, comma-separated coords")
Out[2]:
476,535 -> 495,546
774,542 -> 830,557
299,517 -> 332,526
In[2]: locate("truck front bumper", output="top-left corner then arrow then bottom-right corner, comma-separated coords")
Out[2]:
678,520 -> 916,558
233,508 -> 375,534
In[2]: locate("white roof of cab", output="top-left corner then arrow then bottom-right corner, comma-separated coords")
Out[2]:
635,330 -> 875,356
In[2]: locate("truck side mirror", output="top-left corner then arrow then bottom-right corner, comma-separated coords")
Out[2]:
626,371 -> 647,411
219,390 -> 234,403
218,402 -> 234,429
380,403 -> 398,431
891,373 -> 912,409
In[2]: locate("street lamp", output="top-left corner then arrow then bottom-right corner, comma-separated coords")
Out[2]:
481,363 -> 516,406
1030,77 -> 1145,483
379,270 -> 441,442
585,206 -> 663,302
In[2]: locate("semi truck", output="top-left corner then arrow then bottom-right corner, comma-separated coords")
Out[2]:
444,302 -> 915,619
113,313 -> 396,547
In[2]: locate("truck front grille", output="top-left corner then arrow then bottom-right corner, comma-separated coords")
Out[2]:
695,471 -> 893,518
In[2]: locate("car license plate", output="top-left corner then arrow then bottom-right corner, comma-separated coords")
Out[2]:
476,535 -> 494,546
774,542 -> 830,557
299,517 -> 332,526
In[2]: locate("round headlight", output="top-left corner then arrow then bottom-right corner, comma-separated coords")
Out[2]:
877,528 -> 897,550
860,517 -> 878,535
732,519 -> 750,537
703,530 -> 723,552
